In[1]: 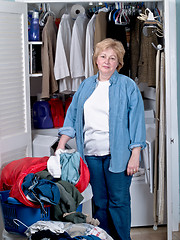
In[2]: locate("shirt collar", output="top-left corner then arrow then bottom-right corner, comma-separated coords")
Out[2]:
95,70 -> 119,84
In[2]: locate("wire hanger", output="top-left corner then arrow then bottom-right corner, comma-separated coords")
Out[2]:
39,3 -> 56,26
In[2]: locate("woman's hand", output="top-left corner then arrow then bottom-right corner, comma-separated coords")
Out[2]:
127,147 -> 141,176
56,135 -> 71,151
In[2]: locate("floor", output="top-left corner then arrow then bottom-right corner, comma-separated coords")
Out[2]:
130,225 -> 180,240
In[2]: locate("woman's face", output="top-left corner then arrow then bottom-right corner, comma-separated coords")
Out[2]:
96,47 -> 119,77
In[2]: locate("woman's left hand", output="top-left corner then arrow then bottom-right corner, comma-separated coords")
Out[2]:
127,147 -> 141,176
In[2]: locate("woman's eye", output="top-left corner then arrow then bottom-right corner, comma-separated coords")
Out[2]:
110,57 -> 116,61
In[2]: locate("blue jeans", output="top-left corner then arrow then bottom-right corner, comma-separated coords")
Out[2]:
85,155 -> 132,240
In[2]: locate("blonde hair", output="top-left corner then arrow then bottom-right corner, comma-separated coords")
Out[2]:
93,38 -> 125,72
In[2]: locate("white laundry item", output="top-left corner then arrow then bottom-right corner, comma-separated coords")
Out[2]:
70,13 -> 89,87
47,154 -> 61,178
55,148 -> 76,155
25,221 -> 65,237
85,13 -> 96,78
88,226 -> 114,240
47,148 -> 77,178
63,222 -> 94,238
54,14 -> 74,92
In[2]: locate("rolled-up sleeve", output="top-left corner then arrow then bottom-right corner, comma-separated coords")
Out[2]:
128,84 -> 146,151
58,80 -> 85,138
58,94 -> 78,138
58,126 -> 76,138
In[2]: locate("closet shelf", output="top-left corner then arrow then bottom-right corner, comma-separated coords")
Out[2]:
28,41 -> 42,45
29,73 -> 43,77
16,0 -> 163,3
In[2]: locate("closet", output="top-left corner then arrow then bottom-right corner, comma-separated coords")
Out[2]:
0,1 -> 179,240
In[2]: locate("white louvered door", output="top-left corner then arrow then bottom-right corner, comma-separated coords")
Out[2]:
0,1 -> 32,168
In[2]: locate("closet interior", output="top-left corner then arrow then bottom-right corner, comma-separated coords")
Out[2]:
28,0 -> 165,229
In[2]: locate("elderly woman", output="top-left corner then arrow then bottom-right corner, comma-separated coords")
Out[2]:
57,38 -> 146,240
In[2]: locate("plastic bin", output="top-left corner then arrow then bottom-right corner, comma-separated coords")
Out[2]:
0,190 -> 50,235
32,100 -> 53,129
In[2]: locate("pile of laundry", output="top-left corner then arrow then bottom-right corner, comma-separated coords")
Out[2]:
0,151 -> 115,239
0,150 -> 94,224
25,221 -> 113,240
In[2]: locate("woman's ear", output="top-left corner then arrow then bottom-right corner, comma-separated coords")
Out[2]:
95,59 -> 98,67
116,63 -> 120,69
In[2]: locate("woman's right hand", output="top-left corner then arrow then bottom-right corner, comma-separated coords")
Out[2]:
56,134 -> 71,151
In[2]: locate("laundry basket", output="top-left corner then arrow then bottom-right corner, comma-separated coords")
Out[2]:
0,190 -> 50,235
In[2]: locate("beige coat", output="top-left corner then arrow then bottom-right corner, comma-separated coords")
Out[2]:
41,16 -> 58,98
93,11 -> 108,74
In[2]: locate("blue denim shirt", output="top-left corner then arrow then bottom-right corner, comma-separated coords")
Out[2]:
59,70 -> 146,173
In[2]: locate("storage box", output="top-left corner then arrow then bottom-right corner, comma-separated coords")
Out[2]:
32,134 -> 58,157
143,87 -> 156,100
0,190 -> 50,235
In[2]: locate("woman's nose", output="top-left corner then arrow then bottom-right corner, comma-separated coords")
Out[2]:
104,57 -> 110,64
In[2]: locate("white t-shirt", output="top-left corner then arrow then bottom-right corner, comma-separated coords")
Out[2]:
83,80 -> 110,156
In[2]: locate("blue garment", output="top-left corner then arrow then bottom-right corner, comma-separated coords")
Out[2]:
59,70 -> 146,173
60,152 -> 80,184
73,236 -> 101,240
22,173 -> 60,207
31,230 -> 101,240
85,155 -> 132,240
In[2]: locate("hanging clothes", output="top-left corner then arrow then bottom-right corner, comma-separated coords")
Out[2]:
157,51 -> 165,224
153,46 -> 165,226
130,16 -> 144,80
138,27 -> 158,87
106,8 -> 129,76
70,14 -> 89,91
93,10 -> 108,74
94,9 -> 108,46
41,16 -> 58,98
85,13 -> 96,78
130,6 -> 159,87
54,13 -> 74,92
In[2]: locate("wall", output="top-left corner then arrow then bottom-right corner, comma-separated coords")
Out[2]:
176,0 -> 180,222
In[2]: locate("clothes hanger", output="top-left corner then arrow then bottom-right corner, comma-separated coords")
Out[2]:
39,3 -> 56,26
114,3 -> 130,25
113,3 -> 122,23
39,3 -> 47,27
93,2 -> 109,14
108,3 -> 116,21
137,8 -> 163,37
